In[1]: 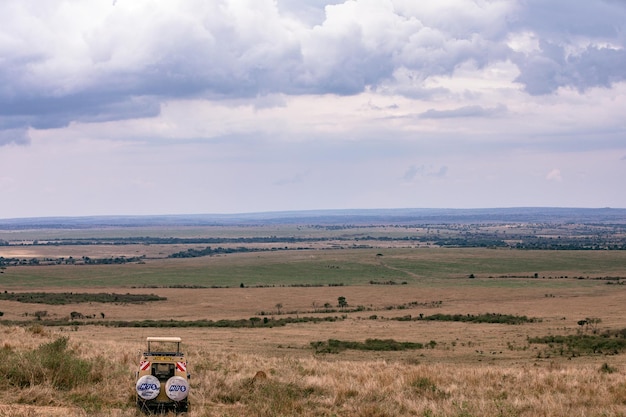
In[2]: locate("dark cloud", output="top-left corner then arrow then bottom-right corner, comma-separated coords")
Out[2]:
512,0 -> 626,39
0,0 -> 624,142
510,0 -> 626,94
0,90 -> 161,129
513,42 -> 626,95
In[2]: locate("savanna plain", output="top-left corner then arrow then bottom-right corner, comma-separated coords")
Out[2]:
1,218 -> 626,416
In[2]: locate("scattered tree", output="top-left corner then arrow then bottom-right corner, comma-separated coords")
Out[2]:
586,317 -> 602,333
577,317 -> 602,334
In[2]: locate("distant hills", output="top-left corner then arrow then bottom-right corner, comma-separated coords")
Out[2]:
1,207 -> 625,229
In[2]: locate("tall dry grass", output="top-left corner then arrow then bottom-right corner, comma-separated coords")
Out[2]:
1,325 -> 626,416
190,352 -> 626,417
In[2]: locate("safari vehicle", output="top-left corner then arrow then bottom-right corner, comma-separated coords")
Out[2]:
135,337 -> 190,414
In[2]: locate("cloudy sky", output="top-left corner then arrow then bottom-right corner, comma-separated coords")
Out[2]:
1,0 -> 625,218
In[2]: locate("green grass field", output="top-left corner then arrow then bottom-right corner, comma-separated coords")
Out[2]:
2,247 -> 625,289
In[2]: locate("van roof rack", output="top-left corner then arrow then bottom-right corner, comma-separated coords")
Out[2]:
146,337 -> 182,342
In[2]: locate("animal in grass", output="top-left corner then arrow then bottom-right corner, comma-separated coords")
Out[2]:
253,371 -> 267,381
70,311 -> 84,320
246,370 -> 268,387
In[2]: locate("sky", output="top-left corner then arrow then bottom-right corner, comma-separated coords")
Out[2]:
1,0 -> 625,219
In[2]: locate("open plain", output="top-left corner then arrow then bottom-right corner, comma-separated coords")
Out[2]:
1,212 -> 626,416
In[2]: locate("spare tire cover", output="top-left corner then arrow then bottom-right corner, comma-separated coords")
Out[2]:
165,376 -> 189,401
136,375 -> 160,400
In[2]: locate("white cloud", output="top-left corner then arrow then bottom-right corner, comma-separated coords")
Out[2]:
546,169 -> 563,182
507,31 -> 540,54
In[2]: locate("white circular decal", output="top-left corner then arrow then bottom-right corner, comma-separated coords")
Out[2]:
165,376 -> 189,401
136,375 -> 160,400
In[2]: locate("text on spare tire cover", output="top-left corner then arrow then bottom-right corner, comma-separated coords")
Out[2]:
169,384 -> 187,392
165,376 -> 189,401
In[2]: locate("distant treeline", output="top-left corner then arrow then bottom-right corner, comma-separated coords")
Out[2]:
106,316 -> 342,328
429,238 -> 508,248
168,246 -> 262,258
0,255 -> 145,267
0,292 -> 166,305
3,230 -> 626,254
5,312 -> 535,329
390,313 -> 539,325
15,236 -> 328,245
3,315 -> 344,328
311,338 -> 430,353
513,237 -> 626,250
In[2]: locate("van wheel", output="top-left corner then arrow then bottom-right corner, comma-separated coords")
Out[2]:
178,401 -> 189,413
136,400 -> 151,415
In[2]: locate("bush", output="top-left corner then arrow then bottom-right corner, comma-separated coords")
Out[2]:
247,379 -> 322,416
600,362 -> 617,374
528,333 -> 626,356
0,292 -> 166,305
0,337 -> 93,390
311,338 -> 425,354
403,313 -> 539,325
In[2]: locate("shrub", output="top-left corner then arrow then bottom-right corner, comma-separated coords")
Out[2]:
0,292 -> 166,305
528,333 -> 626,356
311,338 -> 425,354
600,362 -> 617,374
404,313 -> 539,325
235,377 -> 325,416
0,337 -> 93,390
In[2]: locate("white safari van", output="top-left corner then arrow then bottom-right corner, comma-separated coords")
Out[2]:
135,337 -> 190,413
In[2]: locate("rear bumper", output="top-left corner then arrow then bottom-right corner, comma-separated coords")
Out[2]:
137,398 -> 188,413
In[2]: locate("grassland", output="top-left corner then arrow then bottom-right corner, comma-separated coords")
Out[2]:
1,220 -> 626,416
3,247 -> 626,289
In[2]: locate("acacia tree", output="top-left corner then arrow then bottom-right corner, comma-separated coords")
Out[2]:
577,317 -> 602,334
337,296 -> 348,310
586,317 -> 602,333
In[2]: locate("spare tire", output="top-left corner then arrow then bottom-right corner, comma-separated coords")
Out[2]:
165,376 -> 189,401
136,375 -> 160,400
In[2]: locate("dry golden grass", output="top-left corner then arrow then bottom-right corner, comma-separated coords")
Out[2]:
2,279 -> 626,416
3,325 -> 626,417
